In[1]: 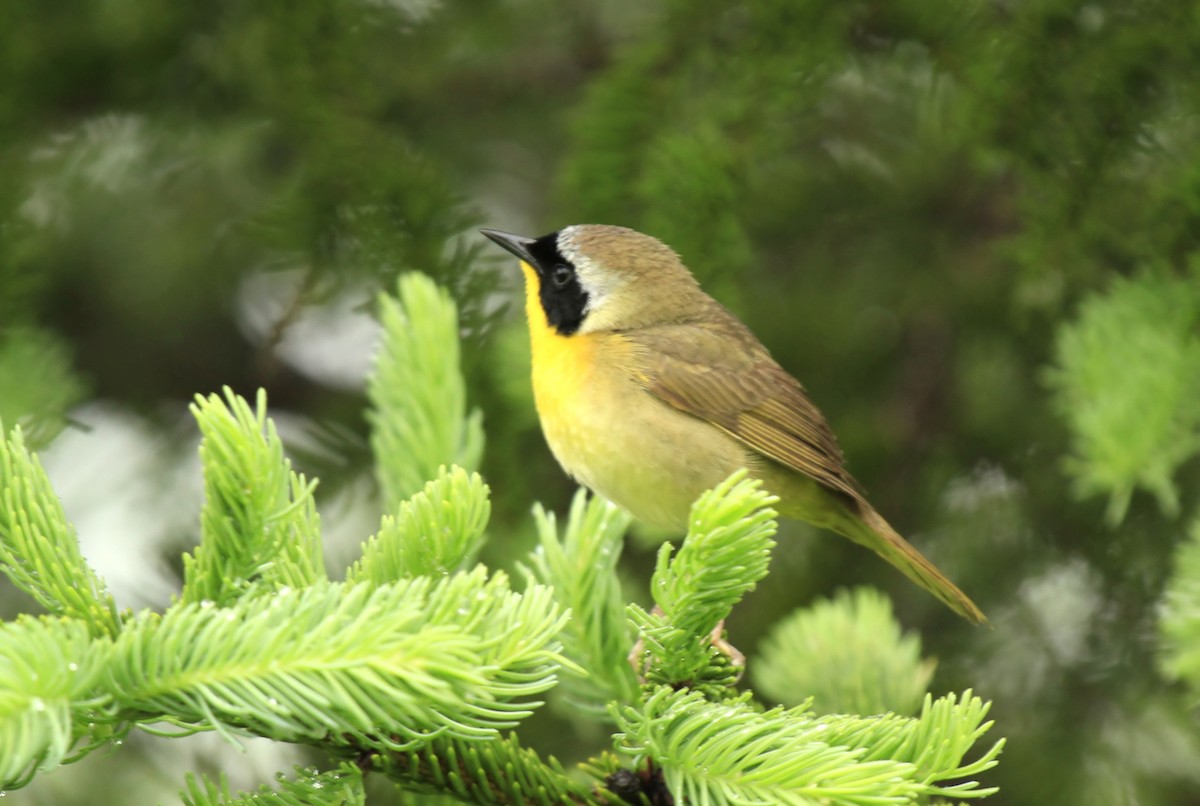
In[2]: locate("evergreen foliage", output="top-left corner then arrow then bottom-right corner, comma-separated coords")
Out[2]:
0,616 -> 111,789
629,472 -> 778,697
367,274 -> 485,511
349,466 -> 491,584
0,422 -> 119,637
1161,517 -> 1200,693
373,732 -> 605,804
181,765 -> 366,806
613,687 -> 1001,805
1046,268 -> 1200,523
0,327 -> 84,450
183,389 -> 326,606
649,471 -> 778,642
526,489 -> 639,717
754,587 -> 935,716
0,274 -> 1002,803
111,572 -> 566,748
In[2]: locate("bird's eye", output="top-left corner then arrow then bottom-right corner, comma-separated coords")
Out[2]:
551,264 -> 573,288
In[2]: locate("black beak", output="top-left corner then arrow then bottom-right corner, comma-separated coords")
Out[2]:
479,228 -> 538,265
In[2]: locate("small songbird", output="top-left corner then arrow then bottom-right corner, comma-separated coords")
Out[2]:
481,224 -> 986,624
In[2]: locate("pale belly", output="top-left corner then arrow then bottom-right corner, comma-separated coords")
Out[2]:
534,362 -> 753,531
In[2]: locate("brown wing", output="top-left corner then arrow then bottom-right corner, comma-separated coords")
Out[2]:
626,318 -> 988,626
625,319 -> 865,503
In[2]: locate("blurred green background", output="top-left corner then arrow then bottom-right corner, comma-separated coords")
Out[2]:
3,0 -> 1200,803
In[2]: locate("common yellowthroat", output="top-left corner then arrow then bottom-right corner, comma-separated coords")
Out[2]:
481,224 -> 986,624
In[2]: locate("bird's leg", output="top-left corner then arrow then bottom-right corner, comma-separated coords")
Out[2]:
626,607 -> 658,683
628,606 -> 745,684
709,620 -> 745,678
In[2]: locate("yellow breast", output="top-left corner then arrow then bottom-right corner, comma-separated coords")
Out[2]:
521,262 -> 749,529
523,262 -> 607,450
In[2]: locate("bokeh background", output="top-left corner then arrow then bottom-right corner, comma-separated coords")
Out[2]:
3,1 -> 1200,803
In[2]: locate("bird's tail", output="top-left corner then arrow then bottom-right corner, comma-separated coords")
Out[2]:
835,503 -> 988,625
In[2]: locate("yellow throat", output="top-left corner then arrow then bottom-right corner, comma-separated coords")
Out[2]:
522,261 -> 601,424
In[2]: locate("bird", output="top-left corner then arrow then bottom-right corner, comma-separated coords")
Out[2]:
480,224 -> 986,624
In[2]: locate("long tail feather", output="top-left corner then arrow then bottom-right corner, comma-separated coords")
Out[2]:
837,504 -> 988,625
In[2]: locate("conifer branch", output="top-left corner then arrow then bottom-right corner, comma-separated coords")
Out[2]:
1047,271 -> 1200,523
372,731 -> 611,805
815,691 -> 1004,796
613,686 -> 1002,805
525,489 -> 638,717
110,571 -> 567,749
1161,517 -> 1200,692
0,616 -> 113,789
368,273 -> 484,511
629,470 -> 777,695
0,422 -> 119,637
0,327 -> 85,449
182,388 -> 325,606
180,764 -> 365,806
651,469 -> 778,639
753,587 -> 935,715
348,465 -> 490,584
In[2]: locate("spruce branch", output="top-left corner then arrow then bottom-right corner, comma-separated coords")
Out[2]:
1046,269 -> 1200,523
182,388 -> 325,606
753,587 -> 935,716
1161,516 -> 1200,692
180,764 -> 365,806
524,489 -> 639,717
368,273 -> 484,511
0,616 -> 113,789
814,691 -> 1003,797
110,570 -> 567,749
613,686 -> 1001,805
373,731 -> 611,805
615,687 -> 919,805
629,470 -> 777,694
651,469 -> 778,638
0,327 -> 85,449
0,422 -> 119,637
348,466 -> 490,584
